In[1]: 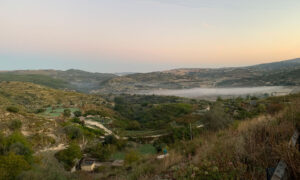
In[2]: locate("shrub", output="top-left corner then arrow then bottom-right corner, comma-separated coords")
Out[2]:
71,117 -> 84,126
6,132 -> 33,163
104,135 -> 126,150
267,103 -> 283,115
55,143 -> 82,170
64,126 -> 83,140
0,152 -> 30,180
203,103 -> 232,131
126,121 -> 141,130
124,150 -> 140,165
63,109 -> 71,117
35,108 -> 46,114
73,111 -> 82,117
6,106 -> 19,113
104,135 -> 118,145
88,143 -> 114,161
8,119 -> 22,131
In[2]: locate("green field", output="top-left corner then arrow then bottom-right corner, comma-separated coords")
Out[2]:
112,144 -> 157,160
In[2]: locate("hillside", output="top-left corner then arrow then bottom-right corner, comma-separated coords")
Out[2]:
0,81 -> 299,179
94,58 -> 300,93
0,58 -> 299,94
0,69 -> 117,92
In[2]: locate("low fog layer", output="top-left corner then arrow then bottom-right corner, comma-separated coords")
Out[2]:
139,86 -> 296,98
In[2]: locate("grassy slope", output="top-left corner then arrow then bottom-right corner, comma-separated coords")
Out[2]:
0,82 -> 116,150
0,73 -> 70,89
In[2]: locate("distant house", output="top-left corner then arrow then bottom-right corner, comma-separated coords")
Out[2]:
81,158 -> 96,172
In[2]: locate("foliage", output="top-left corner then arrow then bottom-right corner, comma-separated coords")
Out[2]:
6,106 -> 19,113
0,152 -> 30,180
267,103 -> 284,115
126,120 -> 141,130
63,109 -> 71,117
35,108 -> 46,113
87,143 -> 114,161
124,150 -> 140,165
0,73 -> 69,89
63,126 -> 83,140
73,110 -> 82,117
203,103 -> 232,130
84,109 -> 108,117
114,95 -> 193,129
5,132 -> 33,163
8,119 -> 22,131
55,143 -> 82,170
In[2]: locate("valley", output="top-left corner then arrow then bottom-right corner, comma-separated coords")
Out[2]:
0,59 -> 299,179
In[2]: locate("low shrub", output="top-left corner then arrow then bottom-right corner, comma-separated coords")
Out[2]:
6,106 -> 19,113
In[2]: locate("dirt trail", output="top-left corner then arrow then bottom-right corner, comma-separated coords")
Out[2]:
37,143 -> 67,153
85,120 -> 121,139
85,120 -> 112,135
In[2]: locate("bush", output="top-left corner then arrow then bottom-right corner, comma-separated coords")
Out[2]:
35,108 -> 46,114
126,121 -> 141,130
104,135 -> 118,145
6,132 -> 33,163
88,143 -> 114,161
8,119 -> 22,131
203,103 -> 232,131
104,135 -> 126,150
71,117 -> 84,126
63,109 -> 71,117
267,103 -> 283,115
0,152 -> 30,180
55,143 -> 82,170
64,126 -> 83,140
73,111 -> 82,117
6,106 -> 19,113
124,150 -> 140,165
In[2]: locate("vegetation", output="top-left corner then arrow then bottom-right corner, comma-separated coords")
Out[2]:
0,132 -> 33,179
114,94 -> 194,129
8,119 -> 22,131
0,80 -> 299,179
55,143 -> 82,170
6,106 -> 19,113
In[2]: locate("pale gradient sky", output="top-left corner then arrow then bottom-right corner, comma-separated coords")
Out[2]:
1,0 -> 300,72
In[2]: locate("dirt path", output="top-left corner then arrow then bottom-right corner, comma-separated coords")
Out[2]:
37,143 -> 67,153
85,120 -> 112,135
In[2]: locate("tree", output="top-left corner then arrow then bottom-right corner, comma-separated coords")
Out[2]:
64,126 -> 83,140
63,109 -> 71,117
89,143 -> 114,161
126,121 -> 141,130
55,143 -> 82,170
6,132 -> 33,163
73,110 -> 82,117
104,135 -> 118,145
0,153 -> 30,180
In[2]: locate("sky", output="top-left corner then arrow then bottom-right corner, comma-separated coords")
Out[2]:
1,0 -> 300,72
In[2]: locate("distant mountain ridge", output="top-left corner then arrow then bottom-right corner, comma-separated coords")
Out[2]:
0,58 -> 299,93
